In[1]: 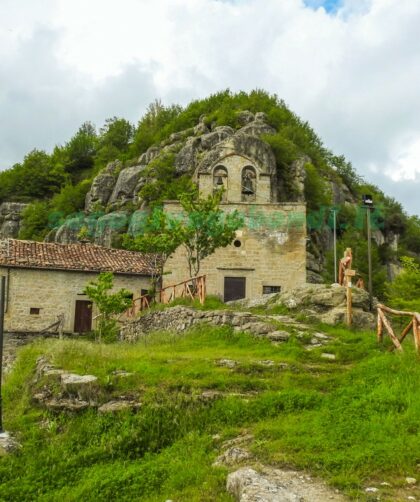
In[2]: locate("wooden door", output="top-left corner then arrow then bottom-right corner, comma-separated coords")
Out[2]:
74,300 -> 93,333
224,277 -> 246,302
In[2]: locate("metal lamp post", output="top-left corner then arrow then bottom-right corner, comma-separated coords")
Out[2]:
362,195 -> 374,311
0,276 -> 5,433
330,208 -> 338,283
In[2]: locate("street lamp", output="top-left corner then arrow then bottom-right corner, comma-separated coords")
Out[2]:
330,208 -> 338,284
0,276 -> 5,432
362,195 -> 374,311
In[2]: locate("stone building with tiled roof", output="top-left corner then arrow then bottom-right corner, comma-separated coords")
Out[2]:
0,239 -> 155,333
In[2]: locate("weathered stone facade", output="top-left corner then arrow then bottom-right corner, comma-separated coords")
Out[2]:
164,202 -> 306,300
0,267 -> 151,333
163,126 -> 307,300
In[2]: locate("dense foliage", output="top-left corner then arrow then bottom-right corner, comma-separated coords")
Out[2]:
385,257 -> 420,312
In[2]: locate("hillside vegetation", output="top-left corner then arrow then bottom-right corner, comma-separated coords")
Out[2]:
1,318 -> 419,501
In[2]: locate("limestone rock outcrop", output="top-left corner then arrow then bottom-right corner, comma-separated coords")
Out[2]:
108,165 -> 146,207
196,133 -> 277,176
93,211 -> 129,247
85,160 -> 121,212
227,467 -> 347,502
0,202 -> 28,239
52,111 -> 286,245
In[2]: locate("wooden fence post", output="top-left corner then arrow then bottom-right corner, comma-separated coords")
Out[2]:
345,269 -> 355,327
413,317 -> 419,354
377,307 -> 383,342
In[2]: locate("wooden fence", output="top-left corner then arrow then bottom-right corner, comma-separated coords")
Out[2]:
377,303 -> 420,353
125,275 -> 206,318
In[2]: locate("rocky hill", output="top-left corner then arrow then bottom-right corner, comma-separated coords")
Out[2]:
0,90 -> 419,291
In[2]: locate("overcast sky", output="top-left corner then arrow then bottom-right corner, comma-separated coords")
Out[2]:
1,0 -> 419,215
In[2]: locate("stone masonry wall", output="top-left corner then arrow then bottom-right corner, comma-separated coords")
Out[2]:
198,154 -> 272,203
120,306 -> 289,343
163,202 -> 306,299
0,267 -> 151,333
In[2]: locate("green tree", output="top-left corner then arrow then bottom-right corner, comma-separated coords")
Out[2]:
385,257 -> 420,312
84,272 -> 133,342
139,153 -> 195,206
19,201 -> 51,241
64,122 -> 97,173
8,150 -> 68,200
124,208 -> 183,291
304,162 -> 331,210
178,190 -> 244,279
50,180 -> 91,216
96,117 -> 134,165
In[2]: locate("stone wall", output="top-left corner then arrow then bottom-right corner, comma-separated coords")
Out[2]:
120,306 -> 284,342
198,153 -> 272,204
163,202 -> 306,300
0,267 -> 151,333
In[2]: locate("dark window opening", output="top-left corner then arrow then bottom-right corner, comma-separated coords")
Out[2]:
30,307 -> 40,315
263,286 -> 281,295
233,240 -> 242,248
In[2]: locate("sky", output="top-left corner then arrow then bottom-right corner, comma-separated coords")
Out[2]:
0,0 -> 419,216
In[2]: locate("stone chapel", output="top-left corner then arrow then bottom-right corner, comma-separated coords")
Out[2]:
163,132 -> 307,302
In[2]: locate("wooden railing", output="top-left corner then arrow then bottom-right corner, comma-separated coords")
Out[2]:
125,275 -> 206,318
39,313 -> 65,339
377,304 -> 420,353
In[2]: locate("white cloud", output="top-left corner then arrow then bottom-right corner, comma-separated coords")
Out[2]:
385,135 -> 420,181
1,0 -> 420,215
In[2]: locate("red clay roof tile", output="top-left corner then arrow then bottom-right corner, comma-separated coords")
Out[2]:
0,239 -> 158,275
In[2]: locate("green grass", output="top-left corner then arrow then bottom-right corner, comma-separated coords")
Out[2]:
1,324 -> 419,501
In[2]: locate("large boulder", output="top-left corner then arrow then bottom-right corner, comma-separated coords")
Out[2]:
236,112 -> 276,137
278,156 -> 308,202
200,127 -> 235,150
85,161 -> 120,212
193,115 -> 209,135
138,146 -> 161,165
236,110 -> 255,126
227,468 -> 301,502
175,137 -> 202,174
0,202 -> 28,239
54,216 -> 85,244
108,165 -> 146,206
197,133 -> 277,177
61,373 -> 98,400
277,284 -> 375,329
317,307 -> 375,329
331,180 -> 355,205
227,467 -> 346,502
94,211 -> 129,247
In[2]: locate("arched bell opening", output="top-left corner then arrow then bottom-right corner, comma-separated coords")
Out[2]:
213,165 -> 228,201
241,166 -> 257,202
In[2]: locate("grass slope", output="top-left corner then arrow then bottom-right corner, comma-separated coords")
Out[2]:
1,324 -> 419,501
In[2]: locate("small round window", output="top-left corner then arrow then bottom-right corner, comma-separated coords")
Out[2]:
234,240 -> 242,248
